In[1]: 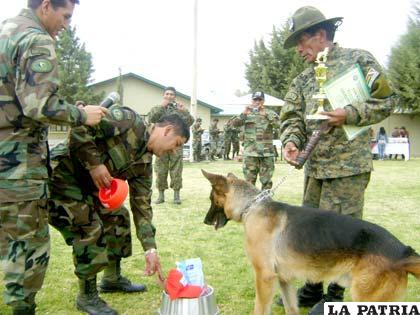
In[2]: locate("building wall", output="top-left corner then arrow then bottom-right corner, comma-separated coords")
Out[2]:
371,113 -> 420,157
90,77 -> 212,123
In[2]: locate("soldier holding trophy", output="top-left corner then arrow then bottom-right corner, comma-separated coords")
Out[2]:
279,6 -> 394,315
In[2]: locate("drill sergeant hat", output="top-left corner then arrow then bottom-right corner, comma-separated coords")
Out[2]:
284,6 -> 343,49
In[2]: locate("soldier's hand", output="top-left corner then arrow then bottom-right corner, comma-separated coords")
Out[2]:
161,99 -> 170,107
176,102 -> 186,111
89,164 -> 113,189
320,108 -> 347,127
243,105 -> 252,115
283,142 -> 300,166
144,249 -> 165,286
83,105 -> 108,126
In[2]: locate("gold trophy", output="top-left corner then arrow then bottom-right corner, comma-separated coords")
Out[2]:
306,47 -> 329,120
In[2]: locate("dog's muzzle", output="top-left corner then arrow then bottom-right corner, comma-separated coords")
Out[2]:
204,204 -> 229,230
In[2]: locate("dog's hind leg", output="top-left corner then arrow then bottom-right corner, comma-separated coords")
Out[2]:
278,279 -> 298,315
350,256 -> 408,301
253,268 -> 277,315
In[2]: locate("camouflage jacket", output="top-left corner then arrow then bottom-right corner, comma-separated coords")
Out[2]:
50,106 -> 156,250
280,45 -> 394,179
0,9 -> 87,202
192,123 -> 204,144
223,122 -> 234,140
231,127 -> 241,142
209,122 -> 220,141
147,103 -> 194,127
232,108 -> 280,157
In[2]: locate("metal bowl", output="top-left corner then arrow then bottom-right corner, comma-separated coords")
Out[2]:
157,285 -> 220,315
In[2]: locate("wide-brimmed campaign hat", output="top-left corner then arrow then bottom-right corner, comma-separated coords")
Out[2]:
284,6 -> 343,49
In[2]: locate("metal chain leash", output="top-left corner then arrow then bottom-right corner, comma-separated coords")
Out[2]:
254,165 -> 295,203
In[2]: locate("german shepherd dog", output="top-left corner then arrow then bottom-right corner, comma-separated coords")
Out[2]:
202,170 -> 420,315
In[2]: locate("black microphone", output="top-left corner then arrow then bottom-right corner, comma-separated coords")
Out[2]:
100,92 -> 120,108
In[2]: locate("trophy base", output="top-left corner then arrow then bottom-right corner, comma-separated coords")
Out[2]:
306,113 -> 329,120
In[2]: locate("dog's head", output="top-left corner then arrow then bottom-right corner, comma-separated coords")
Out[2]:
201,169 -> 237,230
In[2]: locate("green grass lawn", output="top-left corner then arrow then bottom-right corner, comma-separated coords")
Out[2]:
1,159 -> 419,314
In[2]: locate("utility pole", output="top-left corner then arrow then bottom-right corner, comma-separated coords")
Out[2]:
189,0 -> 198,162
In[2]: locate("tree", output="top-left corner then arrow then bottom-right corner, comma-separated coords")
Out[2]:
55,26 -> 103,105
245,23 -> 306,100
388,1 -> 420,112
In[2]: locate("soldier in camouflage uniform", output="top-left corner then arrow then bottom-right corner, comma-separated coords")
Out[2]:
232,92 -> 280,190
231,125 -> 241,159
223,119 -> 234,160
192,117 -> 204,162
48,109 -> 189,314
209,118 -> 220,161
278,7 -> 394,315
0,1 -> 107,314
148,87 -> 194,205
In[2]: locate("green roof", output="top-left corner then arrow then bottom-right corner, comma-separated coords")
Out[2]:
89,72 -> 222,113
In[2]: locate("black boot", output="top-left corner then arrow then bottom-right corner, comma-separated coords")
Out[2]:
277,282 -> 323,307
173,190 -> 182,205
100,260 -> 146,293
12,305 -> 35,315
308,283 -> 344,315
154,190 -> 165,204
77,276 -> 118,315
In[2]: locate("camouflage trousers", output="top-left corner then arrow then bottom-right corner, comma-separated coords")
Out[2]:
224,137 -> 232,157
209,138 -> 218,159
193,141 -> 202,162
48,198 -> 132,280
303,172 -> 371,219
0,199 -> 50,307
243,156 -> 275,190
232,140 -> 240,156
155,148 -> 183,190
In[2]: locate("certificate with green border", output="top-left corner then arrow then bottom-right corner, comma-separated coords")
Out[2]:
324,64 -> 371,141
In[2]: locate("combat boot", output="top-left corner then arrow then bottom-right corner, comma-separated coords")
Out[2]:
12,305 -> 35,315
277,282 -> 323,307
308,283 -> 344,315
174,190 -> 182,204
154,190 -> 165,204
76,276 -> 118,315
99,259 -> 146,293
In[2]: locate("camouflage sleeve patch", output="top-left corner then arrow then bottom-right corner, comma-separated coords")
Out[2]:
110,107 -> 124,121
30,58 -> 53,73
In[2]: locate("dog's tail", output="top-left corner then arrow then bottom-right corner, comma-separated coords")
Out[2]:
395,253 -> 420,280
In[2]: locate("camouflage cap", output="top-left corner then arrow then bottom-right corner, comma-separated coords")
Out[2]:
252,91 -> 265,100
284,6 -> 343,49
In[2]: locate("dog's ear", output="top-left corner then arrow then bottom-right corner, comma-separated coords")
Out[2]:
201,169 -> 228,192
226,172 -> 238,184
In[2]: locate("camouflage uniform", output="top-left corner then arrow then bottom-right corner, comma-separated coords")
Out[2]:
280,45 -> 394,216
192,120 -> 204,162
148,104 -> 193,191
209,121 -> 220,160
0,9 -> 89,309
223,122 -> 233,159
231,126 -> 241,158
232,109 -> 280,190
48,106 -> 156,280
